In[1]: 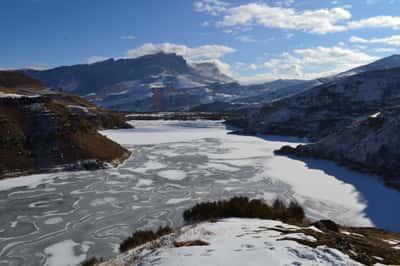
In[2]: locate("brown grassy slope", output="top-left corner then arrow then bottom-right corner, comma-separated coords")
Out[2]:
275,222 -> 400,266
0,70 -> 44,90
0,71 -> 131,178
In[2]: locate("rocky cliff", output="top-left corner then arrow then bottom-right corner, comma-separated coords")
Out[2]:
276,106 -> 400,190
0,71 -> 131,178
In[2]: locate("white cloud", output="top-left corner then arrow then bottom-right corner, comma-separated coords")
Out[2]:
209,59 -> 234,76
350,35 -> 400,46
202,21 -> 210,27
124,43 -> 235,62
194,0 -> 229,15
120,35 -> 136,40
348,16 -> 400,30
249,63 -> 258,70
237,46 -> 377,83
235,35 -> 256,43
276,0 -> 295,7
86,56 -> 109,64
285,33 -> 294,39
196,2 -> 400,34
123,43 -> 236,76
219,3 -> 351,34
375,47 -> 397,53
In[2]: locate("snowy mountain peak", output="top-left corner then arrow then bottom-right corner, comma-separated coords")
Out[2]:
337,54 -> 400,78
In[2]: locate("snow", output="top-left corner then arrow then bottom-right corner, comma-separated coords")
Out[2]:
104,119 -> 216,144
0,173 -> 58,192
90,197 -> 118,207
133,161 -> 166,173
149,82 -> 165,89
158,170 -> 187,181
44,217 -> 64,225
114,218 -> 362,266
44,239 -> 90,266
370,112 -> 381,118
136,179 -> 154,187
67,105 -> 89,113
0,92 -> 39,98
101,120 -> 227,145
107,90 -> 128,96
166,197 -> 192,204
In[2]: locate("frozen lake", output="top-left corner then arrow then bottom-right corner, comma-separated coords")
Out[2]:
0,120 -> 399,266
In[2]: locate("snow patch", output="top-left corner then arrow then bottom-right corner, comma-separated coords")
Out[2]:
44,239 -> 90,266
158,170 -> 187,181
116,218 -> 362,266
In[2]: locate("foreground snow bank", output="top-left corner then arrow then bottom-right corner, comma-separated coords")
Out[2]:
101,218 -> 362,266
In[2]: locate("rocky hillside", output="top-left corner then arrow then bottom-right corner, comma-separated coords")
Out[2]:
333,54 -> 400,79
230,66 -> 400,141
22,53 -> 312,112
0,71 -> 131,179
276,106 -> 400,190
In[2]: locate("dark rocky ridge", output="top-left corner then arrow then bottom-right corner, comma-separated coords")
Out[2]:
0,71 -> 131,179
275,106 -> 400,190
127,112 -> 237,121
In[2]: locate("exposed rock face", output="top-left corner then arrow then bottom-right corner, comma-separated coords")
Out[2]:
0,71 -> 131,178
233,67 -> 400,141
275,107 -> 400,189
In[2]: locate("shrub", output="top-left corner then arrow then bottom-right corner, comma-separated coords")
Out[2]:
81,257 -> 103,266
119,226 -> 173,253
183,197 -> 306,224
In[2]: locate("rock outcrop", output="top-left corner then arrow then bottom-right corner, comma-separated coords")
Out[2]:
275,106 -> 400,189
0,71 -> 131,178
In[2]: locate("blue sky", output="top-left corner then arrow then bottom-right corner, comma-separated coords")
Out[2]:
2,0 -> 400,83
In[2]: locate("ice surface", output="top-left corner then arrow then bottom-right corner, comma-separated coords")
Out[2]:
1,120 -> 399,266
158,170 -> 187,180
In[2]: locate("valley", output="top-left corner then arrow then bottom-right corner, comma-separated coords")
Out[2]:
1,120 -> 399,266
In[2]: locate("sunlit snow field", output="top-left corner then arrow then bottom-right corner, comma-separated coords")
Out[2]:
0,120 -> 399,266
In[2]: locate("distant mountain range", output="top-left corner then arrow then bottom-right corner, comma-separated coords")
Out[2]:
23,53 -> 315,112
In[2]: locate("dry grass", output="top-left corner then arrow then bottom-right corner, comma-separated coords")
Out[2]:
119,226 -> 174,253
174,240 -> 209,247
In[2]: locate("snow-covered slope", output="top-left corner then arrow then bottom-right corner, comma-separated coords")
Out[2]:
276,106 -> 400,190
335,54 -> 400,79
99,218 -> 370,266
231,66 -> 400,141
